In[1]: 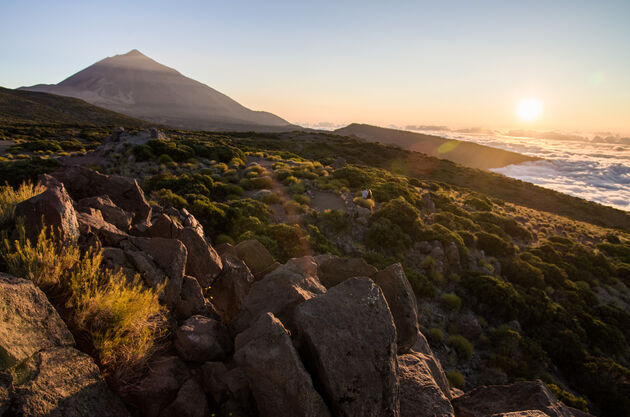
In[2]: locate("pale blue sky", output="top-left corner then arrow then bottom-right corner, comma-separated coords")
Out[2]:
2,1 -> 629,133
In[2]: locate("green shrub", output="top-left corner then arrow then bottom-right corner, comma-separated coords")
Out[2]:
447,335 -> 474,360
371,196 -> 423,237
476,231 -> 515,257
465,196 -> 493,211
462,274 -> 523,320
447,370 -> 465,388
158,154 -> 174,164
353,196 -> 375,210
503,257 -> 545,289
441,293 -> 462,313
132,145 -> 154,162
429,327 -> 445,343
154,189 -> 188,209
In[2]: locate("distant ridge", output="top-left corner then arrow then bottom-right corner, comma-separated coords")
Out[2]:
335,123 -> 539,170
0,86 -> 149,127
20,49 -> 296,132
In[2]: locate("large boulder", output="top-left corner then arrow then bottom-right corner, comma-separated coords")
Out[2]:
234,313 -> 331,417
371,263 -> 419,353
398,352 -> 454,417
175,275 -> 218,320
14,178 -> 79,243
207,255 -> 255,323
158,378 -> 209,417
76,195 -> 133,231
234,239 -> 277,278
128,355 -> 190,417
0,274 -> 74,369
0,274 -> 130,417
410,332 -> 452,400
294,277 -> 399,417
314,254 -> 378,288
122,237 -> 187,306
201,363 -> 254,416
53,165 -> 151,225
452,380 -> 591,417
147,214 -> 222,287
8,346 -> 131,417
230,257 -> 326,335
175,315 -> 233,362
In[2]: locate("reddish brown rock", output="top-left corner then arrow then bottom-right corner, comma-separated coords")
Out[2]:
175,275 -> 219,320
76,195 -> 133,231
398,352 -> 454,417
234,313 -> 331,417
371,263 -> 419,353
207,255 -> 255,323
230,256 -> 326,335
294,277 -> 399,417
452,380 -> 590,417
158,379 -> 209,417
175,315 -> 233,362
314,254 -> 378,288
14,180 -> 79,243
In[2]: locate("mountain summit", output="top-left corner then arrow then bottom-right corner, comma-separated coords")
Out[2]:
21,49 -> 293,131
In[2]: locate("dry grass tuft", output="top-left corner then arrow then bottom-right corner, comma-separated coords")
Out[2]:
0,182 -> 45,227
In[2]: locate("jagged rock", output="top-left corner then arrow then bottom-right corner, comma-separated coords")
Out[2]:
130,356 -> 190,417
411,332 -> 452,400
208,255 -> 255,323
75,207 -> 123,237
8,346 -> 131,417
371,263 -> 419,353
398,352 -> 454,417
175,315 -> 233,362
53,165 -> 151,225
314,254 -> 378,288
158,379 -> 209,417
215,242 -> 237,257
234,313 -> 331,417
77,195 -> 133,231
294,277 -> 399,417
14,179 -> 79,243
123,237 -> 187,306
234,239 -> 276,278
175,275 -> 219,320
147,214 -> 222,287
201,363 -> 254,415
0,274 -> 74,369
452,380 -> 591,417
492,412 -> 551,417
179,227 -> 222,287
230,257 -> 326,335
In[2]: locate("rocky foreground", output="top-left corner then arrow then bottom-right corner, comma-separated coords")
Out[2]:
0,166 -> 595,417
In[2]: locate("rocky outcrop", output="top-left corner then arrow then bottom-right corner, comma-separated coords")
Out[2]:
208,254 -> 255,323
410,332 -> 452,400
175,315 -> 233,362
158,378 -> 209,417
314,254 -> 378,288
230,256 -> 326,335
398,352 -> 454,417
371,263 -> 419,353
77,195 -> 133,231
14,175 -> 79,243
234,313 -> 331,417
175,275 -> 218,320
234,239 -> 277,278
452,380 -> 592,417
295,277 -> 399,417
0,274 -> 130,417
53,165 -> 151,225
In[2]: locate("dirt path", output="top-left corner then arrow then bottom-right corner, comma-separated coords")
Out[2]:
310,190 -> 346,212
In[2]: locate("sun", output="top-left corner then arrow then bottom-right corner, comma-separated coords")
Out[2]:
517,98 -> 543,122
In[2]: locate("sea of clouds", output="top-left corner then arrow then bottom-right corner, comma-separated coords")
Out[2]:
408,127 -> 630,211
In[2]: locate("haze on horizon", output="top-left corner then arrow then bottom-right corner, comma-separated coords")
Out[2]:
2,0 -> 629,135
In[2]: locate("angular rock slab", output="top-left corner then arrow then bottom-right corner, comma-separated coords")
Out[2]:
234,313 -> 331,417
14,179 -> 79,243
9,346 -> 130,417
295,277 -> 399,417
452,380 -> 586,417
398,352 -> 454,417
175,315 -> 233,362
234,239 -> 276,278
158,378 -> 209,417
0,274 -> 74,370
410,331 -> 452,401
230,256 -> 326,335
314,254 -> 378,288
372,263 -> 419,353
207,255 -> 255,323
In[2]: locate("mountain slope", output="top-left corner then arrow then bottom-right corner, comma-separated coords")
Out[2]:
335,123 -> 539,170
21,49 -> 294,131
0,86 -> 149,126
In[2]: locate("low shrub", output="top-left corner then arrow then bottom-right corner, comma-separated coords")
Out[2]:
447,334 -> 474,360
441,293 -> 462,313
0,182 -> 45,227
447,370 -> 465,388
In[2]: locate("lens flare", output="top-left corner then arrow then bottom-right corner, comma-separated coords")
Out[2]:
517,98 -> 543,121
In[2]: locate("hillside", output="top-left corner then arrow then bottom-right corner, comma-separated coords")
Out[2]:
0,86 -> 149,127
1,124 -> 629,416
20,49 -> 297,132
335,123 -> 539,170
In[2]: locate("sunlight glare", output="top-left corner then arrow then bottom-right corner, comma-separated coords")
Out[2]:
517,98 -> 543,122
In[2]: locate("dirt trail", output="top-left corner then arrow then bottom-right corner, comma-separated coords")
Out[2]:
310,190 -> 346,212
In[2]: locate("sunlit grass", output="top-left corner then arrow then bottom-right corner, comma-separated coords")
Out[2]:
0,181 -> 45,227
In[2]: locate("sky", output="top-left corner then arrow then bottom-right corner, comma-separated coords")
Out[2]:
2,0 -> 629,134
